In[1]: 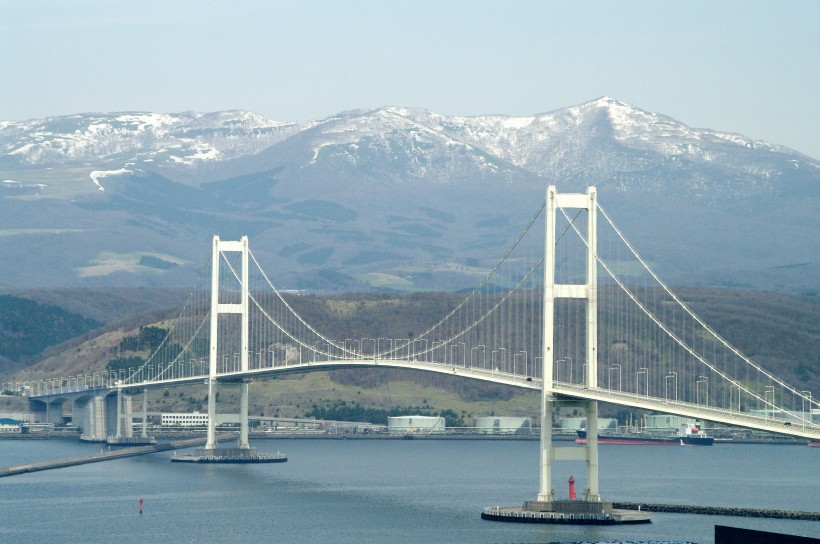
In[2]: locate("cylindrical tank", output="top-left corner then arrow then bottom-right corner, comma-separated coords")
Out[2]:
474,416 -> 531,434
387,415 -> 445,435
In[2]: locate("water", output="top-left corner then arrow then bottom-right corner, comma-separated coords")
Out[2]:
1,439 -> 818,544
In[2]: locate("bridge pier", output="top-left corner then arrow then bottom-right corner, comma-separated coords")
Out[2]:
107,388 -> 155,446
78,394 -> 108,442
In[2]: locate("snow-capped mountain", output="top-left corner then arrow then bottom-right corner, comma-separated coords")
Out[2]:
1,98 -> 818,292
0,110 -> 313,169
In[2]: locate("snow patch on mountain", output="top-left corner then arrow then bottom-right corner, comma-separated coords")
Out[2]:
89,168 -> 131,191
0,111 -> 312,169
2,99 -> 818,200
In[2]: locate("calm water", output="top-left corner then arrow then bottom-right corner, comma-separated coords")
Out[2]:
1,438 -> 818,544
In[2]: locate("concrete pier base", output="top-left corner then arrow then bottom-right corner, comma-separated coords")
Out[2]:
171,447 -> 287,464
481,499 -> 651,524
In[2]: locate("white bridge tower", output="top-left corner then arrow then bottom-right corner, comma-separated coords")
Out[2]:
536,185 -> 601,505
204,235 -> 251,452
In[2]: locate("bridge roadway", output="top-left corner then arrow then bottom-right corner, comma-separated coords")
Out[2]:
31,357 -> 820,442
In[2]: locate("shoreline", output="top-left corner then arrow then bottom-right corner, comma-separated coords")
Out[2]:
0,431 -> 810,445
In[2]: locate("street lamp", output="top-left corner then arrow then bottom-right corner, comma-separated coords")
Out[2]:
471,346 -> 485,368
730,384 -> 741,412
609,364 -> 622,392
519,350 -> 529,377
664,372 -> 678,401
696,376 -> 708,406
432,341 -> 445,365
764,385 -> 775,420
800,391 -> 812,430
638,367 -> 648,396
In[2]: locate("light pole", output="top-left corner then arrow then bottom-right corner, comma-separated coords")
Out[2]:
638,367 -> 648,396
471,346 -> 486,368
696,377 -> 708,406
764,385 -> 775,420
664,372 -> 677,401
800,391 -> 812,430
433,341 -> 445,365
609,364 -> 622,392
377,338 -> 393,359
730,384 -> 741,412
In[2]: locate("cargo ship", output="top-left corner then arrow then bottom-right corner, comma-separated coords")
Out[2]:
576,422 -> 714,446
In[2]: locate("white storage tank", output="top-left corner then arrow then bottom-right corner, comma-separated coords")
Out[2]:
474,416 -> 531,434
387,415 -> 445,435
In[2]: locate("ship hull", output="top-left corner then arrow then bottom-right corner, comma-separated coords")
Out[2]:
576,430 -> 713,446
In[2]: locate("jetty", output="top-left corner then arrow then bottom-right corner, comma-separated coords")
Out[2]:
0,435 -> 237,478
613,501 -> 820,521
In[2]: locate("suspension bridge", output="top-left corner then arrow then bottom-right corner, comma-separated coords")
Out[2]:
16,185 -> 819,520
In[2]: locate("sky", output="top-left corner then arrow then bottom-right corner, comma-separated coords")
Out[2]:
1,1 -> 819,159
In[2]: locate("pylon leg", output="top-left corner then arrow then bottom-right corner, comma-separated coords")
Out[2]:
537,394 -> 554,502
585,400 -> 600,501
205,378 -> 217,450
239,381 -> 249,449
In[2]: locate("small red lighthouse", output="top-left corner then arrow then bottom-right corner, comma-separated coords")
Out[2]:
568,475 -> 576,500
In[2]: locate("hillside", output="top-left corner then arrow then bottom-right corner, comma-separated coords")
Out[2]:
0,294 -> 101,375
8,288 -> 819,422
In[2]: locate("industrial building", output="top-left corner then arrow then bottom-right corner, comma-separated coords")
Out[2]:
161,411 -> 209,427
387,415 -> 445,435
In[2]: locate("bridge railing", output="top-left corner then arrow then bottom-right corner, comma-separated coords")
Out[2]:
553,382 -> 820,440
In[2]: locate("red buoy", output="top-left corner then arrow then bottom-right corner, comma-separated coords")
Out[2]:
139,498 -> 143,515
568,475 -> 576,500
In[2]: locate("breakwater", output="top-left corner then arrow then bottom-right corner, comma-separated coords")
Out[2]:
0,435 -> 236,478
612,501 -> 820,520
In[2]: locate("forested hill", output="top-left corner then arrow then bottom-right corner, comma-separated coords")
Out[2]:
0,294 -> 101,374
5,289 -> 820,401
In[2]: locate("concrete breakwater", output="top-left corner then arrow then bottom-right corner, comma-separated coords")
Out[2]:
612,501 -> 820,520
0,435 -> 236,478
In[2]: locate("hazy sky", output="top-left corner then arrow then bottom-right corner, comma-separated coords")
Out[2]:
2,1 -> 818,158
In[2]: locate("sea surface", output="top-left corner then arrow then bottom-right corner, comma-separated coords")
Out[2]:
1,438 -> 818,544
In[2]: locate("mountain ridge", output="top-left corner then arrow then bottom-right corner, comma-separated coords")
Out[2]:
1,98 -> 818,292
